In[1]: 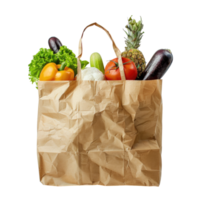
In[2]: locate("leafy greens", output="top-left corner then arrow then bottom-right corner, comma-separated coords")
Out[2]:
28,46 -> 89,87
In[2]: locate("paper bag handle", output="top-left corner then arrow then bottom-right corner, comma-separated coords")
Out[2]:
77,22 -> 126,81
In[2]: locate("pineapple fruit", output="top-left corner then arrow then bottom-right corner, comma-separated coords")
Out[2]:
121,16 -> 146,79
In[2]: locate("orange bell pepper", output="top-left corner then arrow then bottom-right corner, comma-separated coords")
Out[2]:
39,62 -> 74,81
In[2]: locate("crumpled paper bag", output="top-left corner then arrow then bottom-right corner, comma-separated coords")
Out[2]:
37,79 -> 162,186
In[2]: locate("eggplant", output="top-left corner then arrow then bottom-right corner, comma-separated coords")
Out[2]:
48,37 -> 62,53
139,49 -> 173,80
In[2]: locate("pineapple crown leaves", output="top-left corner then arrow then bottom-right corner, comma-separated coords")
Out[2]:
122,15 -> 144,50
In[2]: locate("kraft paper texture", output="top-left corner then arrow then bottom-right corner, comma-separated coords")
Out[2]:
37,80 -> 162,186
37,23 -> 163,186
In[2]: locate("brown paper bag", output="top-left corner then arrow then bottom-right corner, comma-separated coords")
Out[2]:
37,23 -> 162,186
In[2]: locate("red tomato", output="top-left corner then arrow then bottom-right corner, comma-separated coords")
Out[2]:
105,57 -> 137,80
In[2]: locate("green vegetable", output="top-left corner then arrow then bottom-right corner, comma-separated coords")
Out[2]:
80,59 -> 90,69
28,48 -> 58,87
28,46 -> 89,88
90,52 -> 104,73
56,46 -> 88,75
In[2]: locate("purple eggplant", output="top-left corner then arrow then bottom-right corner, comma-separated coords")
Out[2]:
48,37 -> 62,53
139,49 -> 173,80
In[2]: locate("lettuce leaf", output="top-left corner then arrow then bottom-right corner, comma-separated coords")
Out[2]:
28,48 -> 58,86
28,46 -> 89,88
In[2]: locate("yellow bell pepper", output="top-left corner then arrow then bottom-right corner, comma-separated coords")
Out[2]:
39,62 -> 74,81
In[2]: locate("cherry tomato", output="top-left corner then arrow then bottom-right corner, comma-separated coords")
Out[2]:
105,57 -> 137,80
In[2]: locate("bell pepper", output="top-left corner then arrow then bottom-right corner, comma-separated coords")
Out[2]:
39,62 -> 74,81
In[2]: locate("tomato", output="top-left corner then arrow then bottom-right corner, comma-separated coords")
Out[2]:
105,57 -> 137,80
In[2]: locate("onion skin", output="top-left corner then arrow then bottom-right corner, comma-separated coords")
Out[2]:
139,49 -> 173,80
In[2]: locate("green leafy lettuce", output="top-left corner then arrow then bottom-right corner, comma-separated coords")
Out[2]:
28,46 -> 89,88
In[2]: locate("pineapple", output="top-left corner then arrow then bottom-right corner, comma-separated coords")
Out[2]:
121,16 -> 146,79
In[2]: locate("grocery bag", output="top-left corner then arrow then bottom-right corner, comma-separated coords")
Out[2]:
37,23 -> 162,186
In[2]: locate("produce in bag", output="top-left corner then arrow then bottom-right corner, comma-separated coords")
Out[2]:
139,49 -> 173,80
48,37 -> 63,53
121,16 -> 146,79
90,52 -> 104,73
39,62 -> 74,81
105,57 -> 137,80
81,66 -> 105,80
28,45 -> 89,87
36,22 -> 164,186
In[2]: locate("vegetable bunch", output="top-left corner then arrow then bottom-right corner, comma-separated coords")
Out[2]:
28,46 -> 89,87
